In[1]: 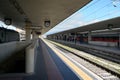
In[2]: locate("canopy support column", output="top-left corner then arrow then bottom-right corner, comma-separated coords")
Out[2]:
25,21 -> 32,41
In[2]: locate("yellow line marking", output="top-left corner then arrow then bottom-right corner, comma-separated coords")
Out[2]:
43,39 -> 93,80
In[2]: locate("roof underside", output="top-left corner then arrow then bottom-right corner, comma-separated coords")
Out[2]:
51,17 -> 120,35
0,0 -> 91,34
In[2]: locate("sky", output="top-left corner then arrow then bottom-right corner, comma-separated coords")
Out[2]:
45,0 -> 120,35
0,0 -> 120,35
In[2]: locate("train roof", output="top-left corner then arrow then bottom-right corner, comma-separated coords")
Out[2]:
0,27 -> 18,33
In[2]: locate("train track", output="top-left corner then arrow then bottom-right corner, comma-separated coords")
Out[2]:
53,44 -> 120,80
47,40 -> 120,80
74,44 -> 120,64
54,40 -> 120,64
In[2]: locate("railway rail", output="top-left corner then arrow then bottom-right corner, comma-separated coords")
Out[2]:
55,46 -> 120,80
51,40 -> 120,63
47,39 -> 120,79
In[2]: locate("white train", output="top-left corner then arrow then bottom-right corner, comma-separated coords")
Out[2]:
0,27 -> 20,43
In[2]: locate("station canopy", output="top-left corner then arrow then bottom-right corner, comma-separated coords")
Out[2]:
0,0 -> 91,34
50,17 -> 120,35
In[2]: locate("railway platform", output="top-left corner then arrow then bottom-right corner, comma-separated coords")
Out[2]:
0,38 -> 112,80
1,0 -> 120,80
24,38 -> 81,80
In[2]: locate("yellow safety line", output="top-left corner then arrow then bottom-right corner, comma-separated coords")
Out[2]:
43,39 -> 93,80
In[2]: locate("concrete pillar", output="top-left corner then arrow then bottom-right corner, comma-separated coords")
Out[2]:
74,33 -> 77,43
60,35 -> 61,40
32,30 -> 39,40
32,30 -> 35,40
65,34 -> 68,41
88,31 -> 91,44
68,33 -> 70,42
25,21 -> 32,41
60,35 -> 62,40
58,35 -> 60,40
118,33 -> 120,48
26,42 -> 35,73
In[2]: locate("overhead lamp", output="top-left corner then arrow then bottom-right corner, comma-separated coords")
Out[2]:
44,20 -> 51,27
107,24 -> 113,30
4,18 -> 12,25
